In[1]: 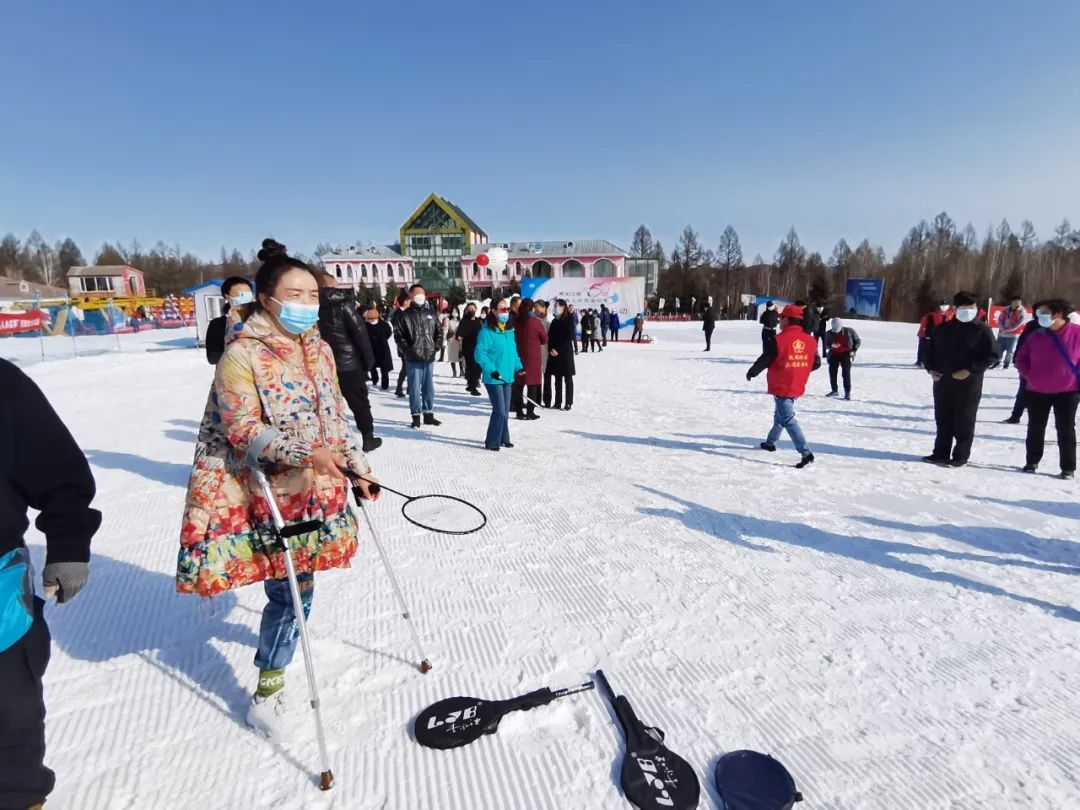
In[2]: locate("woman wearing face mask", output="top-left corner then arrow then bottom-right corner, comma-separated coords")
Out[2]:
445,309 -> 462,377
923,291 -> 1001,467
364,304 -> 394,391
456,303 -> 483,395
205,276 -> 254,364
177,238 -> 379,738
1014,299 -> 1079,479
474,296 -> 524,451
545,299 -> 577,410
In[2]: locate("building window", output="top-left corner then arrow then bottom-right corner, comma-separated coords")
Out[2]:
334,264 -> 342,279
473,263 -> 479,278
411,236 -> 432,250
563,260 -> 585,278
593,259 -> 615,278
532,261 -> 552,278
398,264 -> 404,279
360,264 -> 367,278
442,235 -> 463,252
515,262 -> 523,276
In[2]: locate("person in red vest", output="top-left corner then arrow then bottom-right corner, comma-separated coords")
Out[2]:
747,304 -> 821,468
995,296 -> 1029,369
916,300 -> 953,367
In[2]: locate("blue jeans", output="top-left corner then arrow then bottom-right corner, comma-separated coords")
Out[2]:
254,573 -> 314,671
997,335 -> 1018,367
485,383 -> 512,449
766,396 -> 811,456
406,361 -> 435,416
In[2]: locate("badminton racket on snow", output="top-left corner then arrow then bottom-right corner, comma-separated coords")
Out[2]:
414,681 -> 595,750
348,474 -> 487,535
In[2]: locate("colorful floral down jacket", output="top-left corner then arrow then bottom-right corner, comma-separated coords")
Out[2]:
176,311 -> 370,597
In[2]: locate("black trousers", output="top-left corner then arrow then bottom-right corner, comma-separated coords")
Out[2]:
515,383 -> 539,415
552,374 -> 574,407
601,327 -> 609,345
1010,378 -> 1028,421
591,337 -> 603,352
761,329 -> 776,352
1025,390 -> 1078,472
396,363 -> 407,394
464,353 -> 481,391
370,367 -> 390,390
511,378 -> 524,414
543,371 -> 553,406
0,598 -> 54,809
704,328 -> 714,351
632,326 -> 644,342
573,336 -> 580,354
828,353 -> 852,394
932,375 -> 984,462
339,368 -> 375,438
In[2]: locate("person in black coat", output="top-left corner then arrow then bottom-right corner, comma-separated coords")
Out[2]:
924,291 -> 1002,466
0,358 -> 101,810
364,304 -> 394,391
456,303 -> 483,396
702,304 -> 716,351
759,300 -> 779,351
545,299 -> 576,410
390,291 -> 411,398
316,275 -> 381,451
824,317 -> 861,399
1003,318 -> 1041,424
204,276 -> 253,364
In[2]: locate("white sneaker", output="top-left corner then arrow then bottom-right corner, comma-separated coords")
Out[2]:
246,691 -> 288,738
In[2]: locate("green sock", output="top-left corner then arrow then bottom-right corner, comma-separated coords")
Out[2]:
256,667 -> 285,698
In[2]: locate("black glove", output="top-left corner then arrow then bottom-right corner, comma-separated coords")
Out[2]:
43,561 -> 89,604
491,371 -> 502,381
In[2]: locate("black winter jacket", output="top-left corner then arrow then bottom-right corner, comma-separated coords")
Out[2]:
926,319 -> 1000,376
703,309 -> 716,331
759,308 -> 780,331
802,307 -> 821,338
394,304 -> 444,363
318,288 -> 375,373
366,318 -> 394,371
205,315 -> 227,364
0,359 -> 101,563
547,315 -> 577,376
456,316 -> 482,360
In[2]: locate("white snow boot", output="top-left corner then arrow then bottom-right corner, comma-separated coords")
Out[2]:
247,690 -> 290,738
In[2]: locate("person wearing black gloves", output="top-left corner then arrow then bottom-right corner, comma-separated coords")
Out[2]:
474,297 -> 524,450
0,358 -> 101,810
393,283 -> 444,429
825,317 -> 861,399
456,303 -> 483,396
390,291 -> 411,398
364,304 -> 394,391
702,304 -> 716,351
924,291 -> 1002,467
205,276 -> 253,364
759,300 -> 779,351
317,274 -> 381,452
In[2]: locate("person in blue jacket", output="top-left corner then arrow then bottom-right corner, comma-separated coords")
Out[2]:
610,311 -> 621,341
474,296 -> 524,451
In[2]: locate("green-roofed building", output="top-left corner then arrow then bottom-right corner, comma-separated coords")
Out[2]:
399,193 -> 488,292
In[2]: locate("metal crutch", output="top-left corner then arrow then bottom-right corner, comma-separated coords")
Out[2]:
251,467 -> 335,791
348,484 -> 433,674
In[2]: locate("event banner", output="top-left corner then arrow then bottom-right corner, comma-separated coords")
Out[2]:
844,278 -> 885,318
520,277 -> 646,334
0,309 -> 46,336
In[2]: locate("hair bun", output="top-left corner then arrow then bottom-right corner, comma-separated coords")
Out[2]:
257,238 -> 287,262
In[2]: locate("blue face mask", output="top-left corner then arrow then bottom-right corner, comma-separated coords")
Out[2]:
955,307 -> 977,323
229,290 -> 254,306
497,313 -> 510,324
272,298 -> 320,334
1037,313 -> 1053,328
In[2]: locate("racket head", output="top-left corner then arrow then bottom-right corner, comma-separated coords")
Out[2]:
621,739 -> 701,810
714,750 -> 801,810
402,494 -> 487,535
413,696 -> 501,749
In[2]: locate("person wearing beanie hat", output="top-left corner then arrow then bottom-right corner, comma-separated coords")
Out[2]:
759,300 -> 780,351
825,317 -> 861,399
923,290 -> 1001,467
747,304 -> 821,468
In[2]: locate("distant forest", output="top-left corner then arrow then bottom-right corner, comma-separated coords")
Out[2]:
2,211 -> 1078,321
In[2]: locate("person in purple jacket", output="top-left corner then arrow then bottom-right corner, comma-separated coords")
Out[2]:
1014,298 -> 1079,479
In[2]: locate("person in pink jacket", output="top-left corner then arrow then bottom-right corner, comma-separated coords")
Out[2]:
1014,298 -> 1079,479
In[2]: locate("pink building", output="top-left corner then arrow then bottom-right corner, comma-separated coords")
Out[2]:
459,240 -> 628,290
320,244 -> 416,289
67,265 -> 147,297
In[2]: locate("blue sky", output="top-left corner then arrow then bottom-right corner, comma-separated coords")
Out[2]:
3,0 -> 1078,263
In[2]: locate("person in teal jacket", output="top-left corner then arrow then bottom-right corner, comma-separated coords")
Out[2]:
474,296 -> 524,451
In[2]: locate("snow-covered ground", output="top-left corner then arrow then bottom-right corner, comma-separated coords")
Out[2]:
14,320 -> 1079,809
